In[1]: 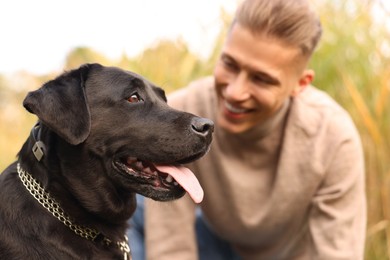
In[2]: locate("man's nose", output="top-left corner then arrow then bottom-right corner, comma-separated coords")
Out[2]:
224,74 -> 250,101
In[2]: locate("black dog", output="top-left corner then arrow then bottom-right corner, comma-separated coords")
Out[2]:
0,64 -> 213,259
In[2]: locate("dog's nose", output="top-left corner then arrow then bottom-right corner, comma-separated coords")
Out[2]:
191,117 -> 214,136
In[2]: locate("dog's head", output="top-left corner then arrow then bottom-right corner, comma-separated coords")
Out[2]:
22,63 -> 213,206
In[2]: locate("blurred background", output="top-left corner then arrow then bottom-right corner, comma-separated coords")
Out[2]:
0,0 -> 389,258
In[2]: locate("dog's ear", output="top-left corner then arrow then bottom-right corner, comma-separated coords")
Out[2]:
23,63 -> 95,145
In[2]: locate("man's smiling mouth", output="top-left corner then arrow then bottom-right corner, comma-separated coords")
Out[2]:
224,101 -> 252,114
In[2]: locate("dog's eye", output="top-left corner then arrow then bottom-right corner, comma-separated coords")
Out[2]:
127,93 -> 143,103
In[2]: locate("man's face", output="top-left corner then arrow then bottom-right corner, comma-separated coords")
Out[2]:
214,23 -> 313,134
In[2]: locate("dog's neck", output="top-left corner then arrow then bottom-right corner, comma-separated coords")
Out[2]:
18,122 -> 137,248
16,162 -> 131,259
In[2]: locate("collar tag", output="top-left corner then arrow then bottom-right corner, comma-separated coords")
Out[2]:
32,141 -> 45,161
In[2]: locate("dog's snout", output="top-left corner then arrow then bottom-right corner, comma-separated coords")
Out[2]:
191,118 -> 214,136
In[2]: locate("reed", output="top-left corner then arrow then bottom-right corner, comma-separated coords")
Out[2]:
309,1 -> 390,258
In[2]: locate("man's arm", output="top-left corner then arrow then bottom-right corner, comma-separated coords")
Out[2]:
145,195 -> 198,260
308,130 -> 366,259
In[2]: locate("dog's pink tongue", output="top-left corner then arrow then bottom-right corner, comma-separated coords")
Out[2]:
155,165 -> 204,204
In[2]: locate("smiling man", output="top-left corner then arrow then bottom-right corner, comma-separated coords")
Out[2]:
214,22 -> 314,134
128,0 -> 367,259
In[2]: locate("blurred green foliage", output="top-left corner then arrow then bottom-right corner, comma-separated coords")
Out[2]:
0,0 -> 389,258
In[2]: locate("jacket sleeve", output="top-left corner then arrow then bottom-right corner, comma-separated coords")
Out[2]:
145,195 -> 197,260
308,125 -> 366,259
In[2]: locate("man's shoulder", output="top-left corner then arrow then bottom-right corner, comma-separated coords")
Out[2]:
291,86 -> 358,138
167,76 -> 216,117
298,86 -> 342,111
169,76 -> 213,99
186,76 -> 215,89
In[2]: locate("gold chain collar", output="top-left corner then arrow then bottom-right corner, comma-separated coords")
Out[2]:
17,163 -> 131,260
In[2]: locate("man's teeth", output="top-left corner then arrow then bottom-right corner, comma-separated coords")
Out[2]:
225,101 -> 247,113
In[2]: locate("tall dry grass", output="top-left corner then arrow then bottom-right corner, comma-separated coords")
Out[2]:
309,0 -> 390,258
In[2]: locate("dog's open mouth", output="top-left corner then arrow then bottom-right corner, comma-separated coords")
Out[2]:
115,157 -> 204,203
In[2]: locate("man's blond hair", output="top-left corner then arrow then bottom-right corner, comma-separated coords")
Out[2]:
234,0 -> 322,57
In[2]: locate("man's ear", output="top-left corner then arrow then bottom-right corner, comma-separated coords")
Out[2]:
291,69 -> 314,97
23,64 -> 94,145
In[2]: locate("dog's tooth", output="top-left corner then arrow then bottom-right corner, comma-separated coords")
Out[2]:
144,167 -> 153,174
174,181 -> 178,186
126,157 -> 137,164
165,175 -> 173,183
135,161 -> 143,169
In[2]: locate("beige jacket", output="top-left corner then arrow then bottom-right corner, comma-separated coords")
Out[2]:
145,77 -> 366,260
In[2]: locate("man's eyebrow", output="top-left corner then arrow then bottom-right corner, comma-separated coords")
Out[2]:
221,53 -> 235,62
252,70 -> 281,86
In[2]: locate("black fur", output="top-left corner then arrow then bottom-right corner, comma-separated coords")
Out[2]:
0,64 -> 213,259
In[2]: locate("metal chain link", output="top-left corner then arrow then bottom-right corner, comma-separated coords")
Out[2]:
17,163 -> 131,259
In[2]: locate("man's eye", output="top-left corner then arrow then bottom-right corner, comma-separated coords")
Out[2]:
251,73 -> 279,86
127,94 -> 143,103
223,59 -> 237,70
252,76 -> 267,84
